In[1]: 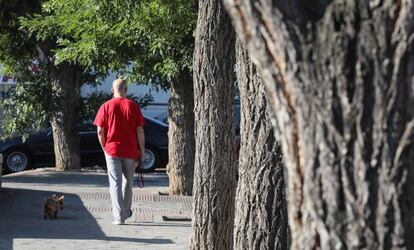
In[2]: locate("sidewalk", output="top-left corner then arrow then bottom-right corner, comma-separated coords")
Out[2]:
0,168 -> 192,250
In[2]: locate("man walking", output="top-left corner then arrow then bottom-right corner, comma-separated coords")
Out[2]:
94,78 -> 145,225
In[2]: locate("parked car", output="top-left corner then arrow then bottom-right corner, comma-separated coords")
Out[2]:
154,101 -> 241,134
154,101 -> 241,153
0,116 -> 168,173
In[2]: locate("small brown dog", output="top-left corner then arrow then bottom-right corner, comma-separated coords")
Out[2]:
43,194 -> 64,219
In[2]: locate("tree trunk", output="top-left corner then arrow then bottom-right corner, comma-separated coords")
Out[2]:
167,69 -> 195,195
234,38 -> 289,249
190,0 -> 237,249
226,0 -> 414,249
50,63 -> 81,171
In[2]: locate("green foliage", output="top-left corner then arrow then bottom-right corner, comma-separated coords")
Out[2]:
0,0 -> 41,76
18,0 -> 196,83
0,0 -> 196,138
2,0 -> 197,84
19,0 -> 197,88
1,87 -> 154,139
0,65 -> 54,140
19,0 -> 135,74
121,0 -> 197,86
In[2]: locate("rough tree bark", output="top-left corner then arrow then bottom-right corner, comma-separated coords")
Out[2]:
225,0 -> 414,249
167,69 -> 195,195
50,63 -> 81,171
190,0 -> 237,249
234,39 -> 289,249
36,41 -> 82,172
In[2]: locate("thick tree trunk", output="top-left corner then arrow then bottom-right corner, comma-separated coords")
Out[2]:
50,63 -> 81,171
190,0 -> 237,249
234,39 -> 289,249
167,69 -> 195,195
226,0 -> 414,249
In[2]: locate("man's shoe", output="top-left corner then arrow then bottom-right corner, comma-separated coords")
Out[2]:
112,220 -> 124,225
125,210 -> 133,221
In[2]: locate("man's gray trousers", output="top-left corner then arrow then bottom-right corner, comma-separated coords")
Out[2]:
105,153 -> 136,222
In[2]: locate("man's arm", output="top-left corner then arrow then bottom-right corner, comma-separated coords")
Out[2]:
137,127 -> 145,159
97,126 -> 106,152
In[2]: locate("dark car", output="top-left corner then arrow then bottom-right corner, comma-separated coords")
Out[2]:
153,101 -> 241,134
0,116 -> 168,173
154,100 -> 241,152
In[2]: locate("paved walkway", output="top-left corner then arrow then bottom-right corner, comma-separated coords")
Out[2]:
0,168 -> 192,250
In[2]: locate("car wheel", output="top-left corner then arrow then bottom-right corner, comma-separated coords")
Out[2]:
141,146 -> 159,173
4,148 -> 30,173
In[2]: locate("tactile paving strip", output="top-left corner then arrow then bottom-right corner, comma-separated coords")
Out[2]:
35,193 -> 193,214
59,204 -> 192,214
77,192 -> 192,203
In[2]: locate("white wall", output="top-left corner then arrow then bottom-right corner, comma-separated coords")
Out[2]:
1,65 -> 170,118
81,72 -> 170,117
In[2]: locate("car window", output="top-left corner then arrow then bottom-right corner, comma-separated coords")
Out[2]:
152,105 -> 240,131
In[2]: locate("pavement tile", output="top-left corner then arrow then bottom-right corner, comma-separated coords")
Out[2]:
0,168 -> 191,250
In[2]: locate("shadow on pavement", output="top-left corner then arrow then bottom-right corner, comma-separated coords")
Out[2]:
2,171 -> 109,188
0,188 -> 173,247
2,170 -> 169,188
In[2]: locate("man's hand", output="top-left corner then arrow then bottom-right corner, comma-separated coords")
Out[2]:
97,126 -> 106,152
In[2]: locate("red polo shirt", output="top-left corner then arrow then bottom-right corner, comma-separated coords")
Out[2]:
93,97 -> 144,160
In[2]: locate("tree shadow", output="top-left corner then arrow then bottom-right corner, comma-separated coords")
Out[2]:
0,188 -> 174,247
2,171 -> 110,187
2,170 -> 169,188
